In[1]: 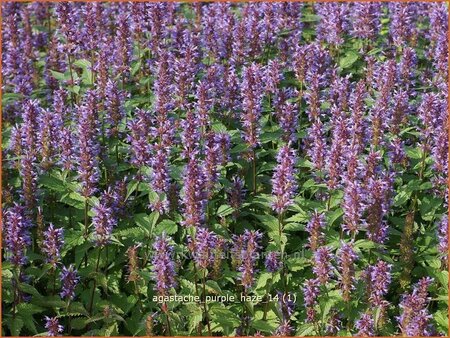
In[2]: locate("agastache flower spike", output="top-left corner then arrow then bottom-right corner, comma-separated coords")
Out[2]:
149,144 -> 171,214
77,90 -> 100,198
187,228 -> 218,270
265,251 -> 282,273
437,215 -> 448,267
355,313 -> 374,337
398,277 -> 434,336
307,120 -> 327,176
42,224 -> 64,268
228,176 -> 246,219
351,3 -> 382,40
105,80 -> 125,137
92,202 -> 117,247
240,63 -> 264,159
305,211 -> 326,252
233,230 -> 263,289
277,101 -> 298,143
20,150 -> 37,211
38,108 -> 62,170
59,127 -> 75,171
4,204 -> 32,267
341,177 -> 364,236
315,3 -> 349,46
271,144 -> 298,214
303,278 -> 320,322
389,3 -> 418,47
127,109 -> 151,170
60,264 -> 80,300
44,316 -> 64,336
181,110 -> 201,159
337,241 -> 358,302
180,156 -> 206,227
364,175 -> 393,244
369,260 -> 392,308
151,233 -> 177,296
313,246 -> 333,285
264,59 -> 283,95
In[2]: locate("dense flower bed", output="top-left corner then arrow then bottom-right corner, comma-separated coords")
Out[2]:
1,2 -> 449,336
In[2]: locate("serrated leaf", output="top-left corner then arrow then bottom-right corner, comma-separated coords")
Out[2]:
340,51 -> 359,69
252,319 -> 278,333
217,205 -> 234,218
154,219 -> 178,235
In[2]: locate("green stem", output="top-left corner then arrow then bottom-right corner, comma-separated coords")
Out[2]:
252,150 -> 257,195
164,304 -> 172,336
88,248 -> 102,315
202,270 -> 212,336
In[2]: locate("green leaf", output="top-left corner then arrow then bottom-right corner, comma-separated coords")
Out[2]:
154,219 -> 178,235
296,323 -> 315,336
39,174 -> 66,192
251,319 -> 278,333
9,316 -> 24,336
340,51 -> 359,69
50,70 -> 66,82
217,205 -> 234,218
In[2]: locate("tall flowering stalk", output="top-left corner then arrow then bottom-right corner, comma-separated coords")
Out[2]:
60,265 -> 80,301
355,313 -> 374,337
397,277 -> 434,336
364,175 -> 393,244
337,241 -> 357,302
240,62 -> 264,167
437,215 -> 448,267
313,247 -> 333,285
271,144 -> 298,215
305,212 -> 326,252
180,156 -> 206,227
315,3 -> 349,47
4,204 -> 32,268
303,278 -> 320,324
151,233 -> 176,335
45,316 -> 64,336
350,3 -> 382,40
232,230 -> 262,290
151,233 -> 177,295
42,224 -> 64,268
92,202 -> 116,247
77,90 -> 100,198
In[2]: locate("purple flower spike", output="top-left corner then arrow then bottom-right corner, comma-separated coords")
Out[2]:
180,156 -> 206,227
313,246 -> 333,285
337,241 -> 357,302
265,251 -> 282,273
241,62 -> 264,157
305,211 -> 326,252
44,316 -> 64,336
92,202 -> 117,247
151,233 -> 177,296
4,204 -> 32,267
315,3 -> 349,46
303,278 -> 320,323
351,3 -> 382,40
398,277 -> 434,336
187,228 -> 218,270
233,230 -> 262,290
60,264 -> 80,300
271,144 -> 298,214
437,215 -> 448,265
77,90 -> 100,198
355,313 -> 374,336
369,260 -> 392,307
42,224 -> 64,268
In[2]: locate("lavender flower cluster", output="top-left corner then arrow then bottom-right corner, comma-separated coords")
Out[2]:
1,2 -> 448,337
